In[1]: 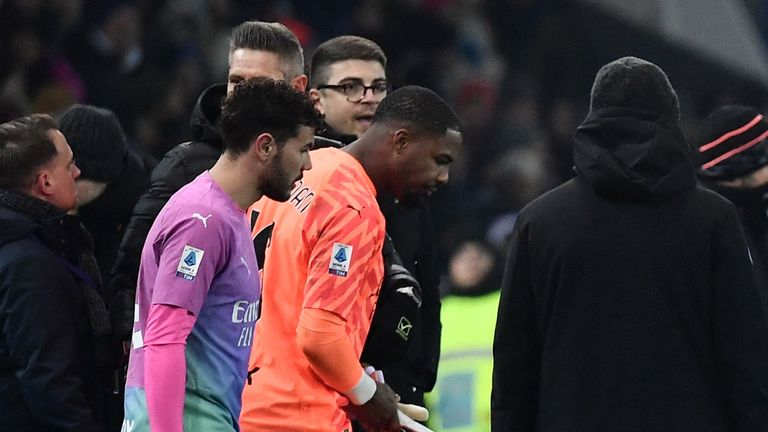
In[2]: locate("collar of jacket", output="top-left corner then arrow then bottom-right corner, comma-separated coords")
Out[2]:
318,121 -> 358,146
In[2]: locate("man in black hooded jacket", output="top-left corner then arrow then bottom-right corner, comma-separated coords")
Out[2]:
491,57 -> 768,432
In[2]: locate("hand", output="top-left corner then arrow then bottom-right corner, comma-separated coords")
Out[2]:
346,381 -> 400,432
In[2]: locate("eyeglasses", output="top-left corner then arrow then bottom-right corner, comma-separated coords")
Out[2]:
317,80 -> 389,102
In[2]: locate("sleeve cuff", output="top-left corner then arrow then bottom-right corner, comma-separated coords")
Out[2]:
343,369 -> 377,406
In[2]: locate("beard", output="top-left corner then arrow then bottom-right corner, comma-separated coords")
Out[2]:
260,150 -> 298,202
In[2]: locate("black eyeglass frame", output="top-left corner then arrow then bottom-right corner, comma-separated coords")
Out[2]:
316,81 -> 390,102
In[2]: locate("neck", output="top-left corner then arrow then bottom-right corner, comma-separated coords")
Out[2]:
343,133 -> 387,195
208,153 -> 263,211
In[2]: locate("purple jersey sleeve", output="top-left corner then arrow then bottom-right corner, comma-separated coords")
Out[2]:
150,213 -> 228,315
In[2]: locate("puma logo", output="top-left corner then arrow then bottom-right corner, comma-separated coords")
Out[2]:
192,213 -> 212,228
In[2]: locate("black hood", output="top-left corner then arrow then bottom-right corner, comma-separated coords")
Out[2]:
190,83 -> 226,148
574,107 -> 696,201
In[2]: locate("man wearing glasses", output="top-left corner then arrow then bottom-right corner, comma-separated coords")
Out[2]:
308,36 -> 444,425
309,36 -> 389,144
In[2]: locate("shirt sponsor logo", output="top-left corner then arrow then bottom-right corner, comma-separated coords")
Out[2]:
329,242 -> 353,277
176,245 -> 204,281
232,300 -> 260,347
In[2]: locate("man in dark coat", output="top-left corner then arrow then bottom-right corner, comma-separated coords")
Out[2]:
696,105 -> 768,315
491,57 -> 768,432
59,104 -> 156,286
0,114 -> 113,431
109,20 -> 307,340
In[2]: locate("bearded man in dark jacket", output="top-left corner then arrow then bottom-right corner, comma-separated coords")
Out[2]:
109,21 -> 308,340
0,114 -> 113,431
491,57 -> 768,432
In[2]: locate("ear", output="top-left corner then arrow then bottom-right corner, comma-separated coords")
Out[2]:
393,128 -> 409,154
33,169 -> 53,198
252,133 -> 276,161
309,88 -> 325,114
291,74 -> 309,92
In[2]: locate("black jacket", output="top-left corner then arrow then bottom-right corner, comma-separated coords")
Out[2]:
375,195 -> 441,406
79,149 -> 155,291
109,83 -> 225,338
492,108 -> 768,432
700,182 -> 768,316
0,203 -> 109,431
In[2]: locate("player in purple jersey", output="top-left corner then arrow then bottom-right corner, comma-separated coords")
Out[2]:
121,78 -> 321,432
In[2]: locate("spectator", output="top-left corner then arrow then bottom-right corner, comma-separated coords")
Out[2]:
492,57 -> 768,432
59,103 -> 156,284
697,104 -> 768,315
0,114 -> 114,431
426,240 -> 501,432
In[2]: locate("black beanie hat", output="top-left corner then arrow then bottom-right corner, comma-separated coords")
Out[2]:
59,104 -> 128,182
589,56 -> 680,120
697,105 -> 768,180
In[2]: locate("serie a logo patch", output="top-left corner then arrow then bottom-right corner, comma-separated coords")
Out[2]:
328,242 -> 353,277
176,245 -> 204,281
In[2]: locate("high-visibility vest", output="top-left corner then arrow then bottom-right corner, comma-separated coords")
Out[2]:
425,290 -> 500,432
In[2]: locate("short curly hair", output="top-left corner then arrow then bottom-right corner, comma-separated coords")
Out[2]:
371,85 -> 461,137
220,77 -> 322,156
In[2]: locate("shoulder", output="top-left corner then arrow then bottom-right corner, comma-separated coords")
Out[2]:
0,237 -> 73,291
151,141 -> 220,187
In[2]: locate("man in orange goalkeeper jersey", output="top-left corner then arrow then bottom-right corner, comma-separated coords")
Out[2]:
241,86 -> 462,432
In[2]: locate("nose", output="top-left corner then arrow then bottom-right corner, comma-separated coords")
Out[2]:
359,87 -> 378,103
303,152 -> 313,172
436,166 -> 449,185
73,163 -> 82,180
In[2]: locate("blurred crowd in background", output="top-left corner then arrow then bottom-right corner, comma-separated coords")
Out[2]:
4,0 -> 768,296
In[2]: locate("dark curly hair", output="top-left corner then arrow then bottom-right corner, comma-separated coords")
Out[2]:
220,77 -> 322,156
0,114 -> 59,190
371,85 -> 461,137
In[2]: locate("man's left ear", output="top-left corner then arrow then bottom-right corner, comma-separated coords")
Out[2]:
253,133 -> 276,160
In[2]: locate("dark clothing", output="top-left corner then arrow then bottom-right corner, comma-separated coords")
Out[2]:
492,107 -> 768,432
701,182 -> 768,315
0,191 -> 113,432
79,149 -> 155,289
109,83 -> 225,339
318,120 -> 357,145
376,195 -> 441,406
